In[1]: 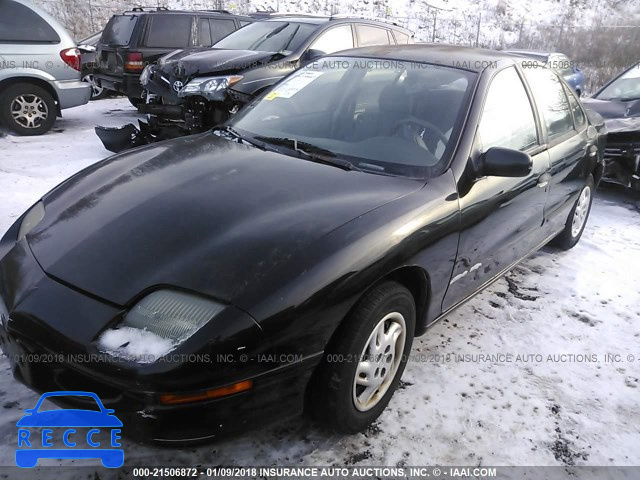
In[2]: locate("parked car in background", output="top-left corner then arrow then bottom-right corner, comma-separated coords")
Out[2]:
1,45 -> 603,442
504,50 -> 585,96
94,8 -> 254,108
582,61 -> 640,190
0,0 -> 90,135
78,31 -> 109,100
96,15 -> 414,152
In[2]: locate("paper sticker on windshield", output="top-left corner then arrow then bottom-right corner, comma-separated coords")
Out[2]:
265,91 -> 279,101
269,71 -> 325,99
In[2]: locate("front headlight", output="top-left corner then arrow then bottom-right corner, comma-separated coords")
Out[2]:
139,64 -> 153,86
178,75 -> 243,101
17,201 -> 45,241
97,290 -> 224,363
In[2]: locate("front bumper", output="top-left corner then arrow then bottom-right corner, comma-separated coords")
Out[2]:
0,239 -> 318,444
95,72 -> 144,98
53,79 -> 91,110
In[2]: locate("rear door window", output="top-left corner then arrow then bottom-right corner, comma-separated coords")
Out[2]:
0,0 -> 60,43
524,67 -> 575,140
101,15 -> 137,46
198,18 -> 211,46
209,18 -> 237,44
563,83 -> 586,130
356,25 -> 391,47
145,14 -> 193,48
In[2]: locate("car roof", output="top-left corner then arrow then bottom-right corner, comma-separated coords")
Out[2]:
260,15 -> 413,33
333,44 -> 517,72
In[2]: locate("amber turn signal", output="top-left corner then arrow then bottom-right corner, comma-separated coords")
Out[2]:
159,380 -> 253,405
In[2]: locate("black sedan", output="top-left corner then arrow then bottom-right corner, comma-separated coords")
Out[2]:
0,45 -> 603,444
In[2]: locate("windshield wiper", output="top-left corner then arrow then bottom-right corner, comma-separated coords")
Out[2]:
217,126 -> 266,150
253,136 -> 363,172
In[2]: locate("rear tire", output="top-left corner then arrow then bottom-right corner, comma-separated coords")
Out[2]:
0,83 -> 56,136
551,175 -> 594,250
308,281 -> 415,433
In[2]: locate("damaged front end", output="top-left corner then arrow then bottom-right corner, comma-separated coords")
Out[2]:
602,123 -> 640,190
96,62 -> 246,153
583,96 -> 640,191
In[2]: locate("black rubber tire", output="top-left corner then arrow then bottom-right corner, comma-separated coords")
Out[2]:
308,281 -> 415,433
551,174 -> 594,250
0,83 -> 56,136
128,96 -> 144,108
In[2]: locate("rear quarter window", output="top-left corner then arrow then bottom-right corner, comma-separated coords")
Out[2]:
0,0 -> 60,44
145,14 -> 193,48
357,25 -> 391,47
101,15 -> 138,46
393,31 -> 411,44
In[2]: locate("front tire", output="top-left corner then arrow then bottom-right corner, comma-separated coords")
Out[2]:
551,175 -> 594,250
0,83 -> 56,135
309,281 -> 415,433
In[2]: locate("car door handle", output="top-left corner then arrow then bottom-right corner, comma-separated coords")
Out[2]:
537,172 -> 551,188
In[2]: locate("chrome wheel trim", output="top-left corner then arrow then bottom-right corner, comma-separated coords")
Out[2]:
10,94 -> 48,129
571,186 -> 591,237
352,312 -> 406,412
83,73 -> 104,98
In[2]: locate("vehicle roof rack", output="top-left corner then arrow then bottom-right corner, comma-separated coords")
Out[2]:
131,6 -> 169,12
330,14 -> 402,27
249,11 -> 328,18
200,9 -> 232,14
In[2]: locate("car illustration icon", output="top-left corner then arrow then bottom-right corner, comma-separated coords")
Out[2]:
15,391 -> 123,468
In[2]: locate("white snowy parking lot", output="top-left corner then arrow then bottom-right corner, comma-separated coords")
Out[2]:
0,98 -> 639,468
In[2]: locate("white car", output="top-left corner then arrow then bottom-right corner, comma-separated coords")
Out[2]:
0,0 -> 91,135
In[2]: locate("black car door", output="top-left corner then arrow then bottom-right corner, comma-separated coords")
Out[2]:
521,67 -> 595,234
443,65 -> 550,310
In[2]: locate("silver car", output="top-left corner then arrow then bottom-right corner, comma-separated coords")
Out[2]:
0,0 -> 91,135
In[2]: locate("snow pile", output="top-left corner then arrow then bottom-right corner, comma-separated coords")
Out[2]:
97,326 -> 175,363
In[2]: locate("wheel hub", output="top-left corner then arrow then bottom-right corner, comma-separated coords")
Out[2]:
571,186 -> 591,237
10,94 -> 48,129
352,312 -> 406,412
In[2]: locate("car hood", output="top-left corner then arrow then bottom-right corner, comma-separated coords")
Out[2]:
28,134 -> 421,307
582,97 -> 640,133
159,48 -> 283,79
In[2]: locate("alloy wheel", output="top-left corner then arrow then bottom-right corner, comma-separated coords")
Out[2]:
83,73 -> 104,99
10,94 -> 49,129
352,312 -> 406,412
571,186 -> 591,237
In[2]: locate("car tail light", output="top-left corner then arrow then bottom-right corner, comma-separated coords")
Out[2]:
59,48 -> 81,71
124,52 -> 145,73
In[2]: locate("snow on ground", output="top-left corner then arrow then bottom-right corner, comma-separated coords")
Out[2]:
0,98 -> 639,470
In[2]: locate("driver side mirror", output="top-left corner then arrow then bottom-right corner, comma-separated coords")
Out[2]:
302,49 -> 326,64
477,147 -> 532,178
